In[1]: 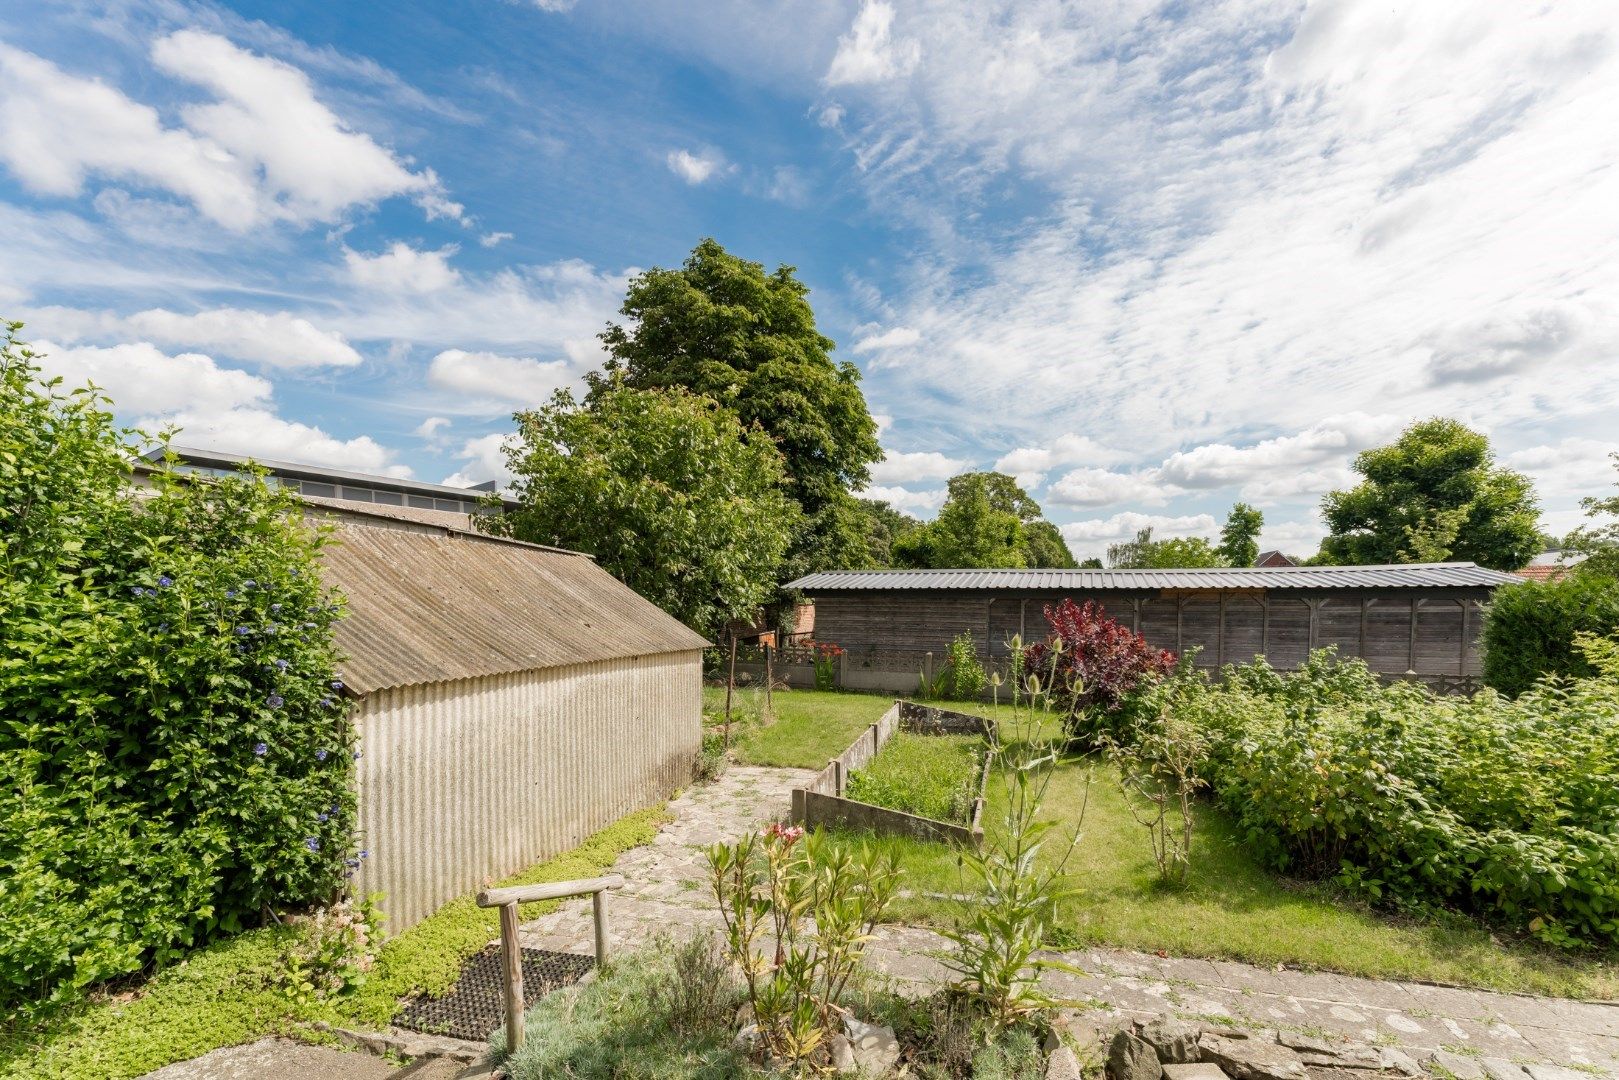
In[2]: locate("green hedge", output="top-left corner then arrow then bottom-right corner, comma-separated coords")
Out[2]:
1,328 -> 354,1018
1481,574 -> 1619,695
1146,646 -> 1619,949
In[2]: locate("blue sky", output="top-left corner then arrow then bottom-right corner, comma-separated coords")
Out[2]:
3,0 -> 1616,561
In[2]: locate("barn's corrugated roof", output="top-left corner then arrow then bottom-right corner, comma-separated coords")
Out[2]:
789,563 -> 1518,592
322,524 -> 708,696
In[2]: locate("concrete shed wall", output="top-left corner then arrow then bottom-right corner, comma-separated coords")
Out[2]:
353,650 -> 702,932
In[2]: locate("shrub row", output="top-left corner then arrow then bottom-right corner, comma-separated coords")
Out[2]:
1143,646 -> 1619,948
1481,573 -> 1619,696
1,335 -> 355,1017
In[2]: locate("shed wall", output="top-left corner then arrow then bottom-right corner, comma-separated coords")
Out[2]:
813,590 -> 1489,684
353,650 -> 702,932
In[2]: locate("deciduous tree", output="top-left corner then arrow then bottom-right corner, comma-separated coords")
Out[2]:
1217,502 -> 1263,567
493,384 -> 797,634
1317,418 -> 1539,570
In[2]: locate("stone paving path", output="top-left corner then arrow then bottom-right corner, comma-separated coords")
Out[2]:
519,766 -> 1619,1077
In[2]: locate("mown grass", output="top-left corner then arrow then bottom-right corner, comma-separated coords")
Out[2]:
727,688 -> 1619,999
1,805 -> 671,1079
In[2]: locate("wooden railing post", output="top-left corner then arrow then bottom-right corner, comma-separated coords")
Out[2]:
498,901 -> 524,1053
476,874 -> 625,1055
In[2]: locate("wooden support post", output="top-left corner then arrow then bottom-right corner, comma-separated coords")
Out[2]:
498,901 -> 524,1053
838,645 -> 847,689
924,651 -> 933,691
724,634 -> 737,750
592,890 -> 610,968
764,643 -> 774,716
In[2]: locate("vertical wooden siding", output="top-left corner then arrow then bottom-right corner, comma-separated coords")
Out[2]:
354,650 -> 702,933
815,591 -> 1488,678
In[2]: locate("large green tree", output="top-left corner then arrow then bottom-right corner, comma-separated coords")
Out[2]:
853,497 -> 922,568
590,238 -> 881,515
493,385 -> 797,634
1316,418 -> 1539,570
1217,502 -> 1264,567
892,472 -> 1075,569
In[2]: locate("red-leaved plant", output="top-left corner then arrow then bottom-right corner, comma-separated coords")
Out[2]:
1023,599 -> 1175,742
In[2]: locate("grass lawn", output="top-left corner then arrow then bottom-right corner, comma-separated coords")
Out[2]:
712,686 -> 1619,999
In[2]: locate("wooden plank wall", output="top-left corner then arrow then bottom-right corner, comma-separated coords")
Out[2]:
813,590 -> 1489,678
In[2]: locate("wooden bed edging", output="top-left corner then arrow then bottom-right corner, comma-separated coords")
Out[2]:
789,700 -> 996,848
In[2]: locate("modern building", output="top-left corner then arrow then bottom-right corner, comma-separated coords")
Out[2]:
143,445 -> 513,516
787,562 -> 1519,693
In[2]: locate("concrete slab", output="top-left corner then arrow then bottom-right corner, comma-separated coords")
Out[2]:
139,1038 -> 396,1080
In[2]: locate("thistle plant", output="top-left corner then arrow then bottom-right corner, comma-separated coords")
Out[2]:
940,634 -> 1089,1036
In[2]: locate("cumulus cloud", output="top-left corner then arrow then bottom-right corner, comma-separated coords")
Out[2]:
479,231 -> 514,247
1425,304 -> 1591,386
864,484 -> 945,514
31,338 -> 405,474
869,449 -> 966,484
442,432 -> 517,488
427,349 -> 571,409
666,148 -> 728,184
825,1 -> 919,86
852,326 -> 920,353
415,416 -> 451,439
995,433 -> 1130,489
1154,414 -> 1402,493
1059,512 -> 1221,560
1505,437 -> 1619,533
344,243 -> 461,293
1046,467 -> 1163,509
0,33 -> 453,230
30,305 -> 361,369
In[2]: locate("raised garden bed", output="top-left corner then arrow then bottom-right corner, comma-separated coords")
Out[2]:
789,700 -> 995,846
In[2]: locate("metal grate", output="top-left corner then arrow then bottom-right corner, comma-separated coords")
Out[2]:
394,945 -> 595,1042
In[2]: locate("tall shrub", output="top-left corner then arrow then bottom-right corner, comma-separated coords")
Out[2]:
1481,575 -> 1619,695
0,326 -> 355,1017
1022,599 -> 1174,743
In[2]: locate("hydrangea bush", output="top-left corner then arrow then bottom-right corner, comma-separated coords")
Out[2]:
1,325 -> 357,1017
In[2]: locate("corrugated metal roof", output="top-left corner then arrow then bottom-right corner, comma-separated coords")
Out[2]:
300,496 -> 588,557
322,524 -> 709,696
789,562 -> 1519,592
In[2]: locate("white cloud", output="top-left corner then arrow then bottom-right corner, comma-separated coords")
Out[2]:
832,0 -> 1619,527
416,416 -> 451,438
869,449 -> 966,484
1059,512 -> 1220,560
852,325 -> 920,353
1506,437 -> 1619,534
864,484 -> 945,513
479,231 -> 514,247
30,338 -> 404,474
1046,467 -> 1163,509
427,349 -> 571,408
30,306 -> 361,369
666,148 -> 727,185
442,432 -> 518,488
344,243 -> 461,293
816,103 -> 845,128
825,1 -> 919,86
995,433 -> 1130,489
0,33 -> 451,230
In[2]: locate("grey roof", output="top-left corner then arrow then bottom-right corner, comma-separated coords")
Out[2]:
321,522 -> 708,696
149,445 -> 515,506
789,563 -> 1519,592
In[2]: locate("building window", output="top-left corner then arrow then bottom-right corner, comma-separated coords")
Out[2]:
338,486 -> 375,502
434,498 -> 465,512
372,491 -> 403,506
301,482 -> 336,499
408,495 -> 436,509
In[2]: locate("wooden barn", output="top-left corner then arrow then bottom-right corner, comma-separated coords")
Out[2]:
787,563 -> 1518,694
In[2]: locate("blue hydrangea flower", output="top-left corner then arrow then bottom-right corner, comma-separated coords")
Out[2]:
267,693 -> 284,709
315,749 -> 328,762
253,742 -> 268,757
304,836 -> 320,852
157,575 -> 173,587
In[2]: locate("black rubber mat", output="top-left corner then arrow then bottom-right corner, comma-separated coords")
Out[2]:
394,944 -> 595,1041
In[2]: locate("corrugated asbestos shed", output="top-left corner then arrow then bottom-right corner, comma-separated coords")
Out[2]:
321,524 -> 707,696
311,504 -> 707,931
788,562 -> 1514,696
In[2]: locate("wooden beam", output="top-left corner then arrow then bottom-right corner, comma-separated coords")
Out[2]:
499,901 -> 523,1053
477,874 -> 625,908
